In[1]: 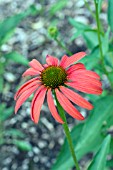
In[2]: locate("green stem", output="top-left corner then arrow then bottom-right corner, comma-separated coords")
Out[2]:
94,1 -> 112,87
54,93 -> 80,170
55,38 -> 73,56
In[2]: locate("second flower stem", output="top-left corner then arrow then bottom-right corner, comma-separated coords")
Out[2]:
94,0 -> 113,87
55,95 -> 80,170
55,38 -> 73,56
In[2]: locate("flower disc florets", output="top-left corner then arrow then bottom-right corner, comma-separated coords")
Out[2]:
41,66 -> 67,88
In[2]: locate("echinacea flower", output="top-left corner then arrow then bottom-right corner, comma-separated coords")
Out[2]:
14,52 -> 102,124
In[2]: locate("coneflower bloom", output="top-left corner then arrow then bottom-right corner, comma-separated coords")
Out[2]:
14,52 -> 102,124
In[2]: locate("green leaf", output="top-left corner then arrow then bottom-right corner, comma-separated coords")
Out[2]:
98,0 -> 103,13
107,160 -> 113,168
50,0 -> 68,16
69,18 -> 99,49
80,46 -> 100,70
108,71 -> 113,88
5,129 -> 25,138
71,30 -> 83,41
0,76 -> 4,92
87,135 -> 111,170
13,140 -> 32,151
83,30 -> 98,49
4,51 -> 29,65
69,17 -> 90,30
0,107 -> 13,121
109,137 -> 113,154
102,27 -> 110,55
0,5 -> 39,45
52,96 -> 113,170
108,0 -> 113,32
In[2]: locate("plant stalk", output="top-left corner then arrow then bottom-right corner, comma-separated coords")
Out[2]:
94,0 -> 112,87
55,38 -> 73,56
54,94 -> 80,170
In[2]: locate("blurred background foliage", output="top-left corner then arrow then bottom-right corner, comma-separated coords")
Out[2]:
0,0 -> 113,170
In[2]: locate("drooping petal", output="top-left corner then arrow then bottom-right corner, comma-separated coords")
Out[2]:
15,84 -> 39,113
29,59 -> 44,71
31,86 -> 47,123
60,86 -> 93,110
59,55 -> 69,68
64,52 -> 86,68
68,74 -> 102,87
22,68 -> 40,77
66,82 -> 102,95
14,77 -> 39,100
68,70 -> 100,80
46,55 -> 59,66
16,80 -> 41,100
47,89 -> 64,124
55,89 -> 84,120
66,63 -> 86,74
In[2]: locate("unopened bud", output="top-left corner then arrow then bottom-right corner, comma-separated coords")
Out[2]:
48,26 -> 58,39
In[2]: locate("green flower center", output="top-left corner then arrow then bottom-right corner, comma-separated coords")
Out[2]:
41,66 -> 67,89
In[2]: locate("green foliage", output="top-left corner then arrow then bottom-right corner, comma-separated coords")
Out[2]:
108,71 -> 113,84
0,5 -> 38,46
52,96 -> 113,170
69,18 -> 99,49
0,104 -> 13,121
50,0 -> 68,16
98,0 -> 103,13
1,1 -> 113,169
108,0 -> 113,32
53,123 -> 84,167
0,76 -> 4,93
87,135 -> 111,170
13,140 -> 32,151
5,129 -> 25,138
4,51 -> 29,66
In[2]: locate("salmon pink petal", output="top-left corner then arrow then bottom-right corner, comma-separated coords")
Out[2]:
68,70 -> 100,80
64,52 -> 86,68
16,80 -> 41,100
59,55 -> 69,68
29,59 -> 44,71
67,63 -> 86,74
46,55 -> 59,66
22,68 -> 40,77
68,74 -> 102,87
31,86 -> 47,123
47,89 -> 64,124
66,82 -> 102,95
15,84 -> 39,113
55,89 -> 84,120
60,86 -> 93,110
43,64 -> 49,68
14,77 -> 39,100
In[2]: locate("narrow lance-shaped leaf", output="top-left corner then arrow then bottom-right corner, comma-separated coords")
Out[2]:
13,140 -> 32,151
87,135 -> 111,170
4,51 -> 29,66
50,0 -> 68,16
108,0 -> 113,32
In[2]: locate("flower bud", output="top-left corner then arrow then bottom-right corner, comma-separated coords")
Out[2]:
48,26 -> 58,39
